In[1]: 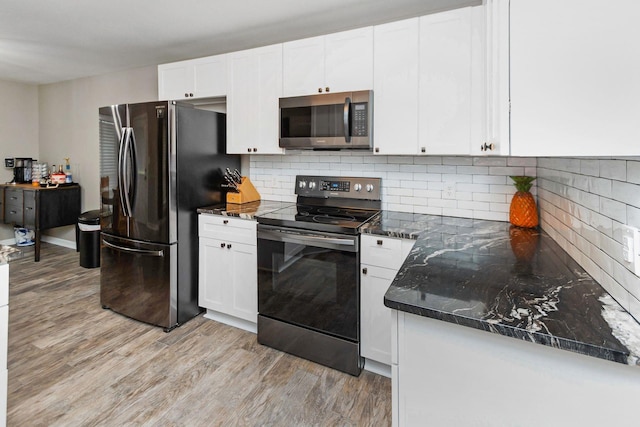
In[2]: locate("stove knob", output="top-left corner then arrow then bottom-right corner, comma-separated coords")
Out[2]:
299,181 -> 307,189
354,183 -> 362,192
366,184 -> 374,192
308,181 -> 316,190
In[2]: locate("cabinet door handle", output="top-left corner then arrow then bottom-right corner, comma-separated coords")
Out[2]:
481,142 -> 495,151
318,87 -> 323,93
184,93 -> 189,98
220,243 -> 226,248
253,148 -> 257,152
227,244 -> 232,249
247,148 -> 252,153
377,240 -> 383,245
26,207 -> 33,211
223,220 -> 229,224
375,147 -> 379,153
421,147 -> 426,153
362,267 -> 367,274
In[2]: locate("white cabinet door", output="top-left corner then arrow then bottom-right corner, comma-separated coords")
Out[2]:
361,265 -> 396,365
228,241 -> 258,322
510,0 -> 640,156
192,55 -> 227,98
199,237 -> 229,313
283,27 -> 373,97
283,36 -> 325,97
360,235 -> 415,366
227,44 -> 284,154
419,6 -> 485,155
373,18 -> 420,155
324,27 -> 374,94
158,61 -> 194,100
198,216 -> 258,324
158,54 -> 227,101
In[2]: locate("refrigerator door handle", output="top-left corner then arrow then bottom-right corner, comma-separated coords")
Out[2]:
127,128 -> 138,213
110,105 -> 123,141
120,127 -> 136,217
102,238 -> 164,257
117,127 -> 129,217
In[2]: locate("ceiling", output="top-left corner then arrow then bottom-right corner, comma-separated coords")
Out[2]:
0,0 -> 480,85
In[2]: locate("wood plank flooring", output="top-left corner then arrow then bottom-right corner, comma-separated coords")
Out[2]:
6,243 -> 391,426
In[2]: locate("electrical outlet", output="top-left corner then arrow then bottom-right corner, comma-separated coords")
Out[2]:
443,182 -> 456,199
622,225 -> 640,276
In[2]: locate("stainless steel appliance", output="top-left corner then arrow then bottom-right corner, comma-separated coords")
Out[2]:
256,175 -> 381,376
279,90 -> 373,150
98,101 -> 240,331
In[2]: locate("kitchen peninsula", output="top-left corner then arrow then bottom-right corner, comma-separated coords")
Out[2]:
371,214 -> 640,426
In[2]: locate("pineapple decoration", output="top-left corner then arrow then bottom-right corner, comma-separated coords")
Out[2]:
509,176 -> 539,228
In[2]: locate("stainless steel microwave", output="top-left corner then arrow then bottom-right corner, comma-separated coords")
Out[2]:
279,90 -> 373,150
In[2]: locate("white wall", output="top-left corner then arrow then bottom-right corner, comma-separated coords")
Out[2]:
0,80 -> 39,240
38,66 -> 158,242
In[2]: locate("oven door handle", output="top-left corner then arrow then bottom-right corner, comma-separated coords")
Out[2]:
258,228 -> 358,252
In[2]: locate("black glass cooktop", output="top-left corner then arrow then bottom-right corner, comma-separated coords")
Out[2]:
256,204 -> 381,235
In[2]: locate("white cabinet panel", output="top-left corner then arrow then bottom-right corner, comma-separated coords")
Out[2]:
360,235 -> 415,367
282,36 -> 325,97
419,6 -> 485,155
373,18 -> 420,155
283,27 -> 373,97
198,216 -> 258,325
361,265 -> 396,365
510,0 -> 640,156
227,44 -> 284,154
158,54 -> 227,101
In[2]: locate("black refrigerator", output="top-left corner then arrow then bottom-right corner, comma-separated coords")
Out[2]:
98,101 -> 239,331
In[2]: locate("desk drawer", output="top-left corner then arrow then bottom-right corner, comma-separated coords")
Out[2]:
5,188 -> 22,205
5,206 -> 23,224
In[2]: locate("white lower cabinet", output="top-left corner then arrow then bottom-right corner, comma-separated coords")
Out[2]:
1,263 -> 8,427
360,235 -> 415,374
198,215 -> 257,332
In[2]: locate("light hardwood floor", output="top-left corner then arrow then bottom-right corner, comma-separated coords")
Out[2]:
6,243 -> 391,426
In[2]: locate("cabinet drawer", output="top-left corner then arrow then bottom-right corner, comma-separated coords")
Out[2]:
5,206 -> 23,224
198,214 -> 256,244
361,234 -> 415,271
5,188 -> 22,205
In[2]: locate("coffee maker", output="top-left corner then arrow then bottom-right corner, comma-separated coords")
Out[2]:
4,158 -> 33,183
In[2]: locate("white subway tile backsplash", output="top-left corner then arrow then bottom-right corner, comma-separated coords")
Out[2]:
627,161 -> 640,185
600,159 -> 627,181
612,181 -> 640,209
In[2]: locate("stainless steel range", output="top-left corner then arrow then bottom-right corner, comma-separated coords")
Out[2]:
256,175 -> 382,376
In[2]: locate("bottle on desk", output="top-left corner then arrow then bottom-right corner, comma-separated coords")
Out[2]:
64,157 -> 73,183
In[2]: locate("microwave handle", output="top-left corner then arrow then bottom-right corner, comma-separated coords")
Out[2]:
344,97 -> 352,143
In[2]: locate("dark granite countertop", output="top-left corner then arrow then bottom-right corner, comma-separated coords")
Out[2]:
382,214 -> 640,366
197,200 -> 292,220
361,210 -> 429,240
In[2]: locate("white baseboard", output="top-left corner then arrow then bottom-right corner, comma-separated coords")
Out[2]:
0,237 -> 76,250
363,358 -> 392,378
41,236 -> 76,250
203,310 -> 257,334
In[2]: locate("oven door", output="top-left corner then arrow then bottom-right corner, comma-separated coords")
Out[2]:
257,224 -> 360,341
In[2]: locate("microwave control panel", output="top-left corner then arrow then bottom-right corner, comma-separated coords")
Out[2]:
352,103 -> 368,136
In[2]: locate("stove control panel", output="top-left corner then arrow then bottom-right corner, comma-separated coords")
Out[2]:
295,175 -> 382,201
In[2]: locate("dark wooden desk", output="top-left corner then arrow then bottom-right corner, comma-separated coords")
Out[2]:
1,183 -> 81,261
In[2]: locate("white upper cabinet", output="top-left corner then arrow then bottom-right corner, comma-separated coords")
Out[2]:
158,54 -> 227,100
373,18 -> 420,155
227,44 -> 284,154
374,7 -> 486,156
283,27 -> 373,97
419,6 -> 485,155
509,0 -> 640,156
